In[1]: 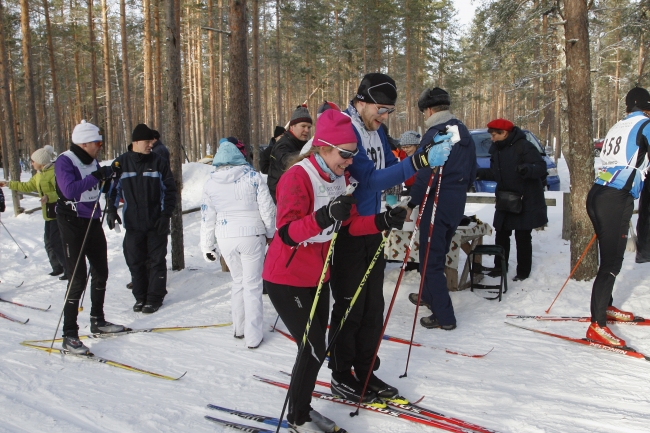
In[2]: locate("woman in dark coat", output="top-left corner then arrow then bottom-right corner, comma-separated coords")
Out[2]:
477,118 -> 548,281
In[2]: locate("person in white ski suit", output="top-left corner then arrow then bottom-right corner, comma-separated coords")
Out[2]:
200,141 -> 276,349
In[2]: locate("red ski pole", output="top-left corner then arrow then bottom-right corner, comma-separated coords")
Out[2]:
400,166 -> 444,378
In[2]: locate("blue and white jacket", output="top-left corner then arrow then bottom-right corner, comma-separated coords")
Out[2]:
595,111 -> 650,199
344,103 -> 417,216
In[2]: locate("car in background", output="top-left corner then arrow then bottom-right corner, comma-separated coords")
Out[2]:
470,128 -> 561,192
594,138 -> 604,157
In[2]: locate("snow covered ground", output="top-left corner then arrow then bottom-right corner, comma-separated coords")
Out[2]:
1,157 -> 649,433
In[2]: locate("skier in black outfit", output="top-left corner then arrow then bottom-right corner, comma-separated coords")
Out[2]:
106,124 -> 177,314
266,105 -> 312,203
55,120 -> 125,354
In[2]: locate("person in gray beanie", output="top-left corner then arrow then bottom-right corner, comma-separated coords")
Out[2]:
0,147 -> 67,279
267,104 -> 313,203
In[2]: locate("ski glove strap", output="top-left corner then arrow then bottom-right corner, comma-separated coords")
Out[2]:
375,205 -> 408,231
314,194 -> 357,230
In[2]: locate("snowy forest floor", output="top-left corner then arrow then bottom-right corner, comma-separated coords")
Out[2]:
1,156 -> 649,433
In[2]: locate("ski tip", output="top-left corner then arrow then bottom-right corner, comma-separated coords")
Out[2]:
175,371 -> 188,380
23,318 -> 29,324
46,305 -> 51,311
15,281 -> 24,288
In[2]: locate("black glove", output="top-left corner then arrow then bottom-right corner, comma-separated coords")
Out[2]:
111,160 -> 123,177
204,249 -> 218,262
105,210 -> 122,230
516,164 -> 529,177
375,206 -> 408,231
410,152 -> 430,171
154,215 -> 171,235
314,195 -> 357,229
90,165 -> 115,181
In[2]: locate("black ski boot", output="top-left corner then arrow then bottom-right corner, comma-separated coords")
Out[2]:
356,371 -> 399,400
331,371 -> 381,405
90,316 -> 125,334
62,336 -> 90,355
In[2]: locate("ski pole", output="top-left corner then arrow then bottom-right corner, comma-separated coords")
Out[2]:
79,190 -> 114,312
49,180 -> 106,351
545,233 -> 597,314
399,167 -> 444,379
275,184 -> 355,433
397,125 -> 459,379
0,214 -> 28,258
271,314 -> 280,332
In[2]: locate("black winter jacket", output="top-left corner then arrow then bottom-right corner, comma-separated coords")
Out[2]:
477,127 -> 548,231
266,131 -> 308,203
259,136 -> 276,175
108,151 -> 177,231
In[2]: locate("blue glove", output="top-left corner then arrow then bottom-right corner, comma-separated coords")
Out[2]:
433,132 -> 453,145
427,142 -> 452,167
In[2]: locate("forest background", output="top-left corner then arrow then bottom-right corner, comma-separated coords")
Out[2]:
0,0 -> 648,277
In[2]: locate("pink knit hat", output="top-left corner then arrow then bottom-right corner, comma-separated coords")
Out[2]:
312,110 -> 357,147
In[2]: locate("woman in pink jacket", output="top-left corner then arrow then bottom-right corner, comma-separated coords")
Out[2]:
262,110 -> 405,433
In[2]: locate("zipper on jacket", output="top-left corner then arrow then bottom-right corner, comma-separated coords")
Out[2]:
285,245 -> 300,268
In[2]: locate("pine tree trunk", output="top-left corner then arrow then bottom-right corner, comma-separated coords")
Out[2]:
143,0 -> 153,125
72,0 -> 83,122
89,0 -> 99,123
251,0 -> 261,164
154,0 -> 162,128
208,0 -> 217,151
564,0 -> 597,280
275,0 -> 281,125
120,0 -> 132,141
228,0 -> 250,145
101,0 -> 113,157
196,28 -> 205,155
20,0 -> 39,160
43,0 -> 64,154
0,0 -> 21,214
165,0 -> 185,270
218,0 -> 225,138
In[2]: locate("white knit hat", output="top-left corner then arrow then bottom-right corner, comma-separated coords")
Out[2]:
31,148 -> 53,166
71,120 -> 102,144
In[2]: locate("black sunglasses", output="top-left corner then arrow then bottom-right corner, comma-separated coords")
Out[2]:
319,139 -> 359,159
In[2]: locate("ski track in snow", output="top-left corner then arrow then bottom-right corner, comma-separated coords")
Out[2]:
1,158 -> 649,433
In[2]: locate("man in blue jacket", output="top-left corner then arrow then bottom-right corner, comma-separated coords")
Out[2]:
408,87 -> 477,331
328,74 -> 452,403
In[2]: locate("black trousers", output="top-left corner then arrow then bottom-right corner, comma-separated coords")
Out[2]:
265,280 -> 329,425
44,219 -> 66,275
124,229 -> 168,304
57,214 -> 108,337
328,228 -> 384,374
586,184 -> 634,327
494,229 -> 533,278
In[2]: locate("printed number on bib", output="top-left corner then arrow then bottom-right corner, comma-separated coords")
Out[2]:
601,136 -> 622,156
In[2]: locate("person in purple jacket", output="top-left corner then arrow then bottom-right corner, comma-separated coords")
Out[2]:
55,120 -> 124,354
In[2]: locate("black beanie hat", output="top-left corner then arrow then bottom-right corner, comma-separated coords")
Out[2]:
273,126 -> 286,138
151,129 -> 161,140
417,87 -> 451,112
356,73 -> 397,105
132,123 -> 155,142
626,87 -> 650,112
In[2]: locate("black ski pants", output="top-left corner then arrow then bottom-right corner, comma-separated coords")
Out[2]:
124,229 -> 168,305
44,219 -> 66,276
265,280 -> 329,425
328,228 -> 384,374
586,184 -> 634,327
57,214 -> 108,337
494,229 -> 533,278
